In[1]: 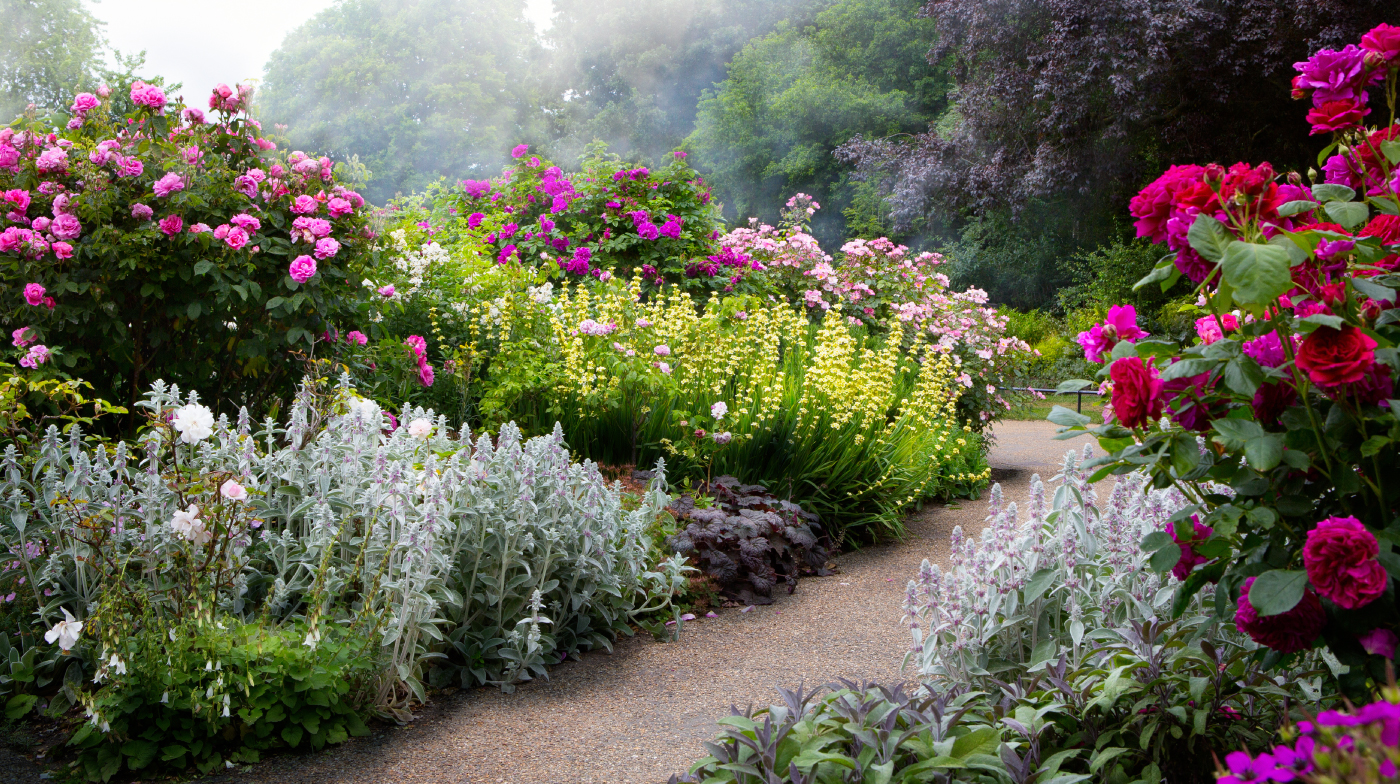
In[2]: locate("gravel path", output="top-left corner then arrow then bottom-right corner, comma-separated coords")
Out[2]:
0,420 -> 1077,784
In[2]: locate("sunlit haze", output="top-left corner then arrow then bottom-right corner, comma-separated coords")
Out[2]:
85,0 -> 555,99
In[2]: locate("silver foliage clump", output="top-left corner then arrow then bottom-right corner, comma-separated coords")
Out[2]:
903,445 -> 1222,682
0,375 -> 689,716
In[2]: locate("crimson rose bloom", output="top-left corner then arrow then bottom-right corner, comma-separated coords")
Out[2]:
1296,325 -> 1376,387
1109,356 -> 1164,428
1235,576 -> 1326,654
1304,516 -> 1388,609
1362,23 -> 1400,64
1306,99 -> 1370,135
1251,381 -> 1298,426
1129,164 -> 1204,244
1163,367 -> 1219,433
1169,515 -> 1214,581
1361,214 -> 1400,246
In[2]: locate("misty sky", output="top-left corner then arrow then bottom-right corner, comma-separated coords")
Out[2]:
85,0 -> 554,100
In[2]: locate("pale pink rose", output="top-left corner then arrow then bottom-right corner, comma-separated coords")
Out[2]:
219,479 -> 248,502
313,237 -> 340,259
291,195 -> 318,214
50,213 -> 81,239
188,223 -> 211,233
130,203 -> 153,221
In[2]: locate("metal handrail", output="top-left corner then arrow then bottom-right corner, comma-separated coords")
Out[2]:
1006,386 -> 1104,414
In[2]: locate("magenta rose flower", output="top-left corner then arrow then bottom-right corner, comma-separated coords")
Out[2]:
51,241 -> 73,259
327,197 -> 353,218
1109,356 -> 1164,428
224,227 -> 249,250
345,331 -> 368,346
291,195 -> 318,215
69,92 -> 99,114
1163,365 -> 1219,433
1359,628 -> 1398,658
1077,304 -> 1148,362
1296,325 -> 1376,387
404,335 -> 427,361
159,215 -> 183,236
1362,23 -> 1400,64
467,212 -> 484,229
47,214 -> 80,240
511,144 -> 529,159
1235,576 -> 1326,654
23,283 -> 45,307
1303,516 -> 1388,609
418,363 -> 435,387
313,238 -> 340,259
131,203 -> 153,221
1169,515 -> 1215,581
1293,46 -> 1378,103
288,255 -> 317,283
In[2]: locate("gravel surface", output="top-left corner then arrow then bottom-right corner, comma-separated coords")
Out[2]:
0,420 -> 1079,784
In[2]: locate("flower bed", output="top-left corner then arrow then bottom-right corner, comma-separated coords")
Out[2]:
0,378 -> 687,778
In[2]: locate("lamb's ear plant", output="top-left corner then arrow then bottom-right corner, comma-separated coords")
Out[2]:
0,373 -> 687,779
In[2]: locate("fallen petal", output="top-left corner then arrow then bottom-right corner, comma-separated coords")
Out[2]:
705,611 -> 718,618
741,605 -> 754,613
680,613 -> 696,621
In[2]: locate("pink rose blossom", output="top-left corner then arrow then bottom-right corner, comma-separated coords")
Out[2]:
345,331 -> 367,345
1077,304 -> 1148,362
183,108 -> 205,124
69,93 -> 99,114
511,144 -> 529,158
30,217 -> 50,233
18,344 -> 49,369
188,223 -> 211,234
327,197 -> 352,217
404,335 -> 427,361
288,255 -> 316,283
153,172 -> 185,198
51,241 -> 73,259
24,283 -> 46,307
309,219 -> 332,237
377,285 -> 395,298
128,80 -> 167,110
50,213 -> 81,240
418,363 -> 435,387
213,223 -> 230,239
115,155 -> 144,178
291,195 -> 318,214
313,237 -> 340,259
130,203 -> 153,221
11,327 -> 35,348
653,344 -> 671,357
35,147 -> 67,172
229,213 -> 260,232
224,227 -> 249,250
1235,575 -> 1326,653
159,215 -> 183,236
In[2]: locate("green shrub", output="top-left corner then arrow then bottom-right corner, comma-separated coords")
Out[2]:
71,616 -> 375,780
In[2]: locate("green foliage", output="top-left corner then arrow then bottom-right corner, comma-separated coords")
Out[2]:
687,0 -> 948,247
673,682 -> 1006,784
259,0 -> 546,205
70,616 -> 375,781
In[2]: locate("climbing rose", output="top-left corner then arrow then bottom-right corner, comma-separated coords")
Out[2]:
1303,516 -> 1388,609
1235,576 -> 1326,654
288,255 -> 316,283
1109,356 -> 1164,428
1296,325 -> 1376,387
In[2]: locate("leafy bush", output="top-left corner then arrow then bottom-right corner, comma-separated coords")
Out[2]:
1058,27 -> 1400,697
0,81 -> 380,414
665,475 -> 831,605
0,375 -> 686,778
671,681 -> 1006,784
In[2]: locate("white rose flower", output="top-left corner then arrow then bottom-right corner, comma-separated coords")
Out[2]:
407,418 -> 433,439
170,505 -> 211,544
711,401 -> 728,419
172,403 -> 215,444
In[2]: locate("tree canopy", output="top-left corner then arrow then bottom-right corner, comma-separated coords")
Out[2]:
687,0 -> 946,246
259,0 -> 546,205
0,0 -> 108,120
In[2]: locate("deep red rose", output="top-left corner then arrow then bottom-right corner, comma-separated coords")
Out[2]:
1304,516 -> 1388,609
1163,367 -> 1219,432
1251,380 -> 1298,425
1361,214 -> 1400,246
1129,165 -> 1204,243
1307,99 -> 1371,135
1333,364 -> 1395,406
1356,125 -> 1400,177
1109,356 -> 1164,428
1296,325 -> 1377,387
1169,515 -> 1215,582
1235,576 -> 1326,654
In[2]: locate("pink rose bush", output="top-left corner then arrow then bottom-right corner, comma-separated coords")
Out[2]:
1056,26 -> 1400,675
1,81 -> 379,406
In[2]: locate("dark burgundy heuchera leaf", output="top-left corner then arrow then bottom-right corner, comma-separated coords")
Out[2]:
665,476 -> 830,601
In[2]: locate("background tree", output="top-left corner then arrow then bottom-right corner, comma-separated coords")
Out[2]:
259,0 -> 546,205
541,0 -> 821,166
0,0 -> 108,120
686,0 -> 948,248
838,0 -> 1400,308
